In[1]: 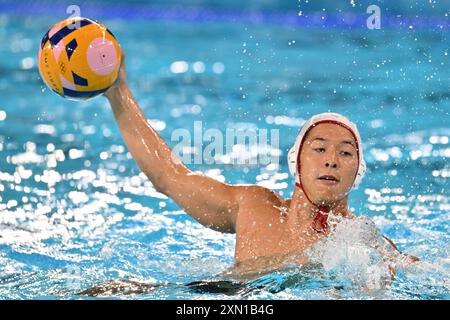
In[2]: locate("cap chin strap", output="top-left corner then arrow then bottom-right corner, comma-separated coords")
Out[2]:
296,182 -> 332,233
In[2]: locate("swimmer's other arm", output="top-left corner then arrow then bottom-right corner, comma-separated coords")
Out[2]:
103,52 -> 240,233
374,236 -> 419,280
382,236 -> 419,263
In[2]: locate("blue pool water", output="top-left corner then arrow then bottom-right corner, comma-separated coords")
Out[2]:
0,1 -> 449,299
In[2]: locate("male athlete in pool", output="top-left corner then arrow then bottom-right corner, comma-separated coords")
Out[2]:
104,52 -> 418,275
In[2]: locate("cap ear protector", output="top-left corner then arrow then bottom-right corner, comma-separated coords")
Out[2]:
288,113 -> 366,189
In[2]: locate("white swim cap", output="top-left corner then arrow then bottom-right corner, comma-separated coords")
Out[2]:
287,112 -> 366,189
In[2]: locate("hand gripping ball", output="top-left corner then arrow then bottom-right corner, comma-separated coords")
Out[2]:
38,17 -> 121,100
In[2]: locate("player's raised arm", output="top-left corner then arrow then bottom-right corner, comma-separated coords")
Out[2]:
104,52 -> 239,233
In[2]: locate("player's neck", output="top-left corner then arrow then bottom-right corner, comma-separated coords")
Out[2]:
287,185 -> 350,228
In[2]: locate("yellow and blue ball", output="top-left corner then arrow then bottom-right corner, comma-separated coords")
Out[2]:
38,17 -> 121,100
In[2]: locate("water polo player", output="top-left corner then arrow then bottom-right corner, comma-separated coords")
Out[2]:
104,51 -> 418,275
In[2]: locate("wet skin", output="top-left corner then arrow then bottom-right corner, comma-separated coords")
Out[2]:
104,51 -> 417,276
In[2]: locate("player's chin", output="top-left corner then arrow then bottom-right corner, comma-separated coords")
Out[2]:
315,189 -> 347,204
314,181 -> 341,195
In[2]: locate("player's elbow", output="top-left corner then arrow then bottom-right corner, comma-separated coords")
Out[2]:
205,221 -> 236,234
144,169 -> 179,196
147,175 -> 173,197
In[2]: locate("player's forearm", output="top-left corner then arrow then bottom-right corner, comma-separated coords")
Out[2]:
105,83 -> 188,192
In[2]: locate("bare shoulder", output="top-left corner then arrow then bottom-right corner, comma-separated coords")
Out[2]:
232,184 -> 287,207
231,185 -> 290,239
231,184 -> 290,228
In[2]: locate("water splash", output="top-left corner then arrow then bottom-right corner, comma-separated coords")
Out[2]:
305,215 -> 397,291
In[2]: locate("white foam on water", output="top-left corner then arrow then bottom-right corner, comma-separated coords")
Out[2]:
305,215 -> 398,291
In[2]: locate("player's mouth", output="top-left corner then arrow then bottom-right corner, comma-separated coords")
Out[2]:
317,174 -> 340,185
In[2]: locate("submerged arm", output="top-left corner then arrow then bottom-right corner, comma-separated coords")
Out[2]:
382,236 -> 420,263
377,236 -> 420,279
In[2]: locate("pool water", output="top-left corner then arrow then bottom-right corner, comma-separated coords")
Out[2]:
0,1 -> 449,299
